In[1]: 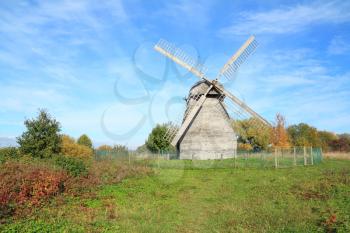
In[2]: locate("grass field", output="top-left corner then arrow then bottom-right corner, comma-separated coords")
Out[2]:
1,159 -> 349,233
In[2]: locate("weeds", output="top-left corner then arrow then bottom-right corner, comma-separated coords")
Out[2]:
0,162 -> 68,220
0,157 -> 152,223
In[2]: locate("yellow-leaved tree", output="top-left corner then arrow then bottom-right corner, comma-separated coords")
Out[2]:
271,113 -> 290,148
61,135 -> 93,159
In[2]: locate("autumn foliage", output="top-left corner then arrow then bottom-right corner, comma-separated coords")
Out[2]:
271,113 -> 290,148
0,162 -> 67,217
61,135 -> 93,159
97,145 -> 113,150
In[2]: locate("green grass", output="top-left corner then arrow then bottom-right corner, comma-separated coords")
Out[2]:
1,159 -> 349,233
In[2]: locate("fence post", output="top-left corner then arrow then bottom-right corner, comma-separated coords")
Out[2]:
274,148 -> 278,169
303,146 -> 307,166
158,152 -> 160,168
234,153 -> 237,168
310,146 -> 313,165
128,152 -> 131,166
293,147 -> 296,166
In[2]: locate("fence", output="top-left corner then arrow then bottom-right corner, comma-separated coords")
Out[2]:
94,146 -> 322,169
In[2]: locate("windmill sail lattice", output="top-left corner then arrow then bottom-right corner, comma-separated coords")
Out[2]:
217,36 -> 258,81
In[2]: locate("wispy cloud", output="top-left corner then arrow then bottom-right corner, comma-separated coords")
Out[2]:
220,1 -> 350,36
0,0 -> 349,145
230,47 -> 350,132
154,0 -> 214,29
328,35 -> 350,55
0,84 -> 70,113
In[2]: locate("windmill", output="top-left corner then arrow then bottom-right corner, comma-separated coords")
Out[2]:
154,36 -> 272,160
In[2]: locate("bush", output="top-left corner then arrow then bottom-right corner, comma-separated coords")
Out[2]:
17,109 -> 61,158
145,123 -> 175,153
0,162 -> 67,218
113,144 -> 129,156
54,156 -> 88,177
0,147 -> 20,164
97,145 -> 113,150
77,134 -> 93,149
60,135 -> 93,159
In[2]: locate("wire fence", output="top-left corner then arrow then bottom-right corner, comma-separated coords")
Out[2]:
94,147 -> 322,170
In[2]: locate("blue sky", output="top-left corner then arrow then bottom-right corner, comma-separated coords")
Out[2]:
0,0 -> 349,148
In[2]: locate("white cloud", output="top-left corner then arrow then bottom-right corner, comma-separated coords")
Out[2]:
227,47 -> 350,132
328,36 -> 350,55
0,84 -> 70,113
220,1 -> 350,36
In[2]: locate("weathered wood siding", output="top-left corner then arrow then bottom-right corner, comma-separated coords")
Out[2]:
179,82 -> 237,160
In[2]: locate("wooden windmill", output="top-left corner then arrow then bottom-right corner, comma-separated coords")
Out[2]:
154,36 -> 271,160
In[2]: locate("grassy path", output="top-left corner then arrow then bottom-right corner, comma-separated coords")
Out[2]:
1,159 -> 350,232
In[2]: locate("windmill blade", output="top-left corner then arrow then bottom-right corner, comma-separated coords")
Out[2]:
216,35 -> 258,81
213,85 -> 272,127
213,93 -> 266,131
154,39 -> 211,83
170,85 -> 213,146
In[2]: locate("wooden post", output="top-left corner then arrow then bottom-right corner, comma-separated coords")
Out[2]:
128,152 -> 131,166
310,146 -> 314,165
293,147 -> 296,166
303,146 -> 307,166
274,148 -> 278,169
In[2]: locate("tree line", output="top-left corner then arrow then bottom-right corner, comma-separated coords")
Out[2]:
143,113 -> 350,153
3,109 -> 348,159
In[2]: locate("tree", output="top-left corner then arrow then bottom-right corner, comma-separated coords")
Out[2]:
61,135 -> 93,159
318,131 -> 338,152
329,138 -> 350,152
112,144 -> 129,156
339,133 -> 350,140
329,134 -> 350,152
97,145 -> 113,151
77,134 -> 93,148
145,123 -> 175,153
233,118 -> 271,151
17,109 -> 61,158
287,123 -> 321,147
271,113 -> 290,148
136,144 -> 151,153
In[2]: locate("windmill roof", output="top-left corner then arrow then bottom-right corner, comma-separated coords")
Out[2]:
189,80 -> 223,95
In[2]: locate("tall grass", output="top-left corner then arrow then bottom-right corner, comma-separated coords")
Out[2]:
324,152 -> 350,160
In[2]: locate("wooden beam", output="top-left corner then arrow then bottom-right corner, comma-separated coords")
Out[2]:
170,85 -> 213,146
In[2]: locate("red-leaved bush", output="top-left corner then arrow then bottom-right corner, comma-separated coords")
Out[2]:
0,159 -> 153,221
0,162 -> 68,218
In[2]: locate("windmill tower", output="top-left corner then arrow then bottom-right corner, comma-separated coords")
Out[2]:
155,36 -> 271,160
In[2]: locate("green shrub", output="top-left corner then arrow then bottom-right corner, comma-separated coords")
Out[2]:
145,123 -> 176,153
0,147 -> 20,163
54,156 -> 88,177
77,134 -> 93,149
17,109 -> 61,158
